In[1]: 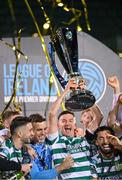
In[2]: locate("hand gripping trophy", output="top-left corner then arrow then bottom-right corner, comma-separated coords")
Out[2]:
49,27 -> 96,111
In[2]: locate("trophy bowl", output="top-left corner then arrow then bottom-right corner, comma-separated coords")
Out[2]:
65,87 -> 96,111
65,75 -> 96,111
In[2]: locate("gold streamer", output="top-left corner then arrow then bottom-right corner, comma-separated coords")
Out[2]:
81,0 -> 91,31
0,37 -> 29,117
17,28 -> 24,50
0,39 -> 28,61
62,8 -> 82,26
0,1 -> 25,121
36,0 -> 50,25
12,28 -> 24,112
24,0 -> 65,110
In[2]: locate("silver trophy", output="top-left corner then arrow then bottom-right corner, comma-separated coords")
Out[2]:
50,27 -> 96,111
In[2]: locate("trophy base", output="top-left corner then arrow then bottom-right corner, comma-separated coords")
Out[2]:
65,90 -> 96,112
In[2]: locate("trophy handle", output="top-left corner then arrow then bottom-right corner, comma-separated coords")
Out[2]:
48,42 -> 67,89
50,34 -> 71,74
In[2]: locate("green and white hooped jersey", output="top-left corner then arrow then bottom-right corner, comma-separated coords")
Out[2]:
49,133 -> 93,180
91,153 -> 122,180
0,139 -> 22,162
0,139 -> 23,179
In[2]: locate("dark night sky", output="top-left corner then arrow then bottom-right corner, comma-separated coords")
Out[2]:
0,0 -> 122,53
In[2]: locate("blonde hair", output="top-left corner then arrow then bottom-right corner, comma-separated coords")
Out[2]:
81,108 -> 96,121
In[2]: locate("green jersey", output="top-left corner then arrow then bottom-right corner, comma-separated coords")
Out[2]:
49,134 -> 93,180
91,153 -> 122,180
0,139 -> 23,179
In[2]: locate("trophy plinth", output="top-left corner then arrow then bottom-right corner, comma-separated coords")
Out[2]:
50,27 -> 96,111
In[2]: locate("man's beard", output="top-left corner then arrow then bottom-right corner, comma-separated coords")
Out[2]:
99,144 -> 113,155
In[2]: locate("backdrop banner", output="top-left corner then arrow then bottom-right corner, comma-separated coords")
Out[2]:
0,32 -> 122,121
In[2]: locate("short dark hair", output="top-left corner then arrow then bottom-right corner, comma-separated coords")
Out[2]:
29,113 -> 46,123
2,111 -> 20,122
10,116 -> 31,135
58,110 -> 75,120
94,126 -> 115,140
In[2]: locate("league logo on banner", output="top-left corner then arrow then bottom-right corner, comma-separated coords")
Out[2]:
78,59 -> 106,103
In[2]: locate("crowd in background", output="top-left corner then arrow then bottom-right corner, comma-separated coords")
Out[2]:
0,75 -> 122,180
